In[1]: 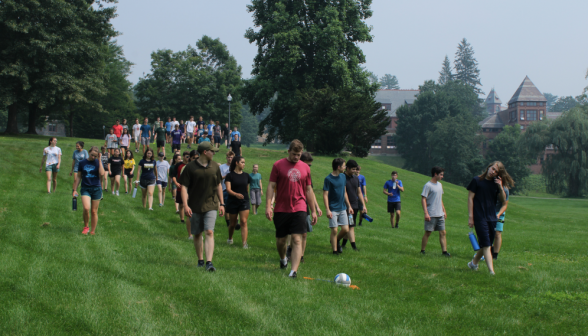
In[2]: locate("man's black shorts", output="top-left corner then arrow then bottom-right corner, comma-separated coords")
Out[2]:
157,140 -> 165,148
274,211 -> 307,238
172,144 -> 181,151
387,202 -> 401,213
349,208 -> 359,227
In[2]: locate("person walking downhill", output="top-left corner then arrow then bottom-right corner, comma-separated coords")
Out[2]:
179,120 -> 186,143
112,119 -> 123,147
493,183 -> 511,260
420,166 -> 450,257
214,121 -> 222,149
104,128 -> 118,156
73,146 -> 104,235
467,162 -> 511,275
122,150 -> 135,194
121,119 -> 129,136
249,164 -> 263,215
341,160 -> 367,251
226,156 -> 252,248
156,152 -> 170,207
133,118 -> 142,153
171,124 -> 184,152
299,152 -> 322,263
70,141 -> 89,192
139,118 -> 152,154
165,117 -> 172,143
383,171 -> 404,228
323,158 -> 352,255
230,126 -> 242,156
136,148 -> 158,210
169,154 -> 182,213
356,166 -> 367,226
151,117 -> 161,145
222,122 -> 229,148
265,140 -> 317,278
174,151 -> 192,239
220,151 -> 235,228
100,146 -> 110,194
40,137 -> 62,194
180,142 -> 224,271
107,148 -> 123,196
186,116 -> 197,149
154,121 -> 167,156
119,128 -> 132,159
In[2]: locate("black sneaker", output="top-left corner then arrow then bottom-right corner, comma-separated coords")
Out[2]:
442,251 -> 451,257
280,260 -> 288,269
286,246 -> 292,260
353,248 -> 360,252
395,224 -> 399,228
421,250 -> 426,255
333,251 -> 340,255
205,262 -> 216,272
197,260 -> 205,267
337,245 -> 343,254
289,271 -> 297,278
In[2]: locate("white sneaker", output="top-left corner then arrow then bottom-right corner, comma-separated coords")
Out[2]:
227,239 -> 233,245
468,261 -> 479,271
112,191 -> 115,195
116,191 -> 119,196
149,208 -> 153,211
243,243 -> 249,249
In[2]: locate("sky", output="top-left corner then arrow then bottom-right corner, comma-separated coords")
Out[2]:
111,0 -> 588,102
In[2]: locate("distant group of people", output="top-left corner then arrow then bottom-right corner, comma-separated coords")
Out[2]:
41,134 -> 512,277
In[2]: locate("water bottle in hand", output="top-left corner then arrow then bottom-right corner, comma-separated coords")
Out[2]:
132,182 -> 138,198
362,213 -> 373,222
348,214 -> 354,226
72,196 -> 77,211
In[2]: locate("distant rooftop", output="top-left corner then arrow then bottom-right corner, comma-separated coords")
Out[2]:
508,76 -> 547,104
485,88 -> 502,104
375,89 -> 419,117
479,114 -> 505,128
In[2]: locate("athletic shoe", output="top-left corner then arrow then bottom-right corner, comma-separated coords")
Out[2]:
337,245 -> 343,254
442,251 -> 451,257
243,243 -> 249,249
149,208 -> 153,211
82,227 -> 90,235
205,262 -> 216,272
47,192 -> 51,194
420,251 -> 426,255
353,248 -> 360,252
395,224 -> 399,228
289,271 -> 297,278
125,191 -> 128,194
159,203 -> 163,207
176,210 -> 179,214
333,251 -> 340,255
489,271 -> 495,275
286,246 -> 292,260
468,261 -> 479,271
227,239 -> 233,245
100,197 -> 103,200
197,260 -> 205,267
112,191 -> 115,195
280,260 -> 288,269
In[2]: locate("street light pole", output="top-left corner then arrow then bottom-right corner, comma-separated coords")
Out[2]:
102,125 -> 105,139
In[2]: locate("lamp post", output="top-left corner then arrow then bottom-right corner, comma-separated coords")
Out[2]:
227,93 -> 232,145
102,125 -> 105,139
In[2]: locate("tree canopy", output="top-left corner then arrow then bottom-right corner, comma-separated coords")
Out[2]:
454,38 -> 483,95
438,55 -> 453,85
379,74 -> 399,89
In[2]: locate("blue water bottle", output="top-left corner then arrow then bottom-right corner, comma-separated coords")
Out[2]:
468,229 -> 480,251
362,214 -> 373,222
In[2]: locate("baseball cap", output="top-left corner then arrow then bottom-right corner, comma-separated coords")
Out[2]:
197,142 -> 219,153
158,152 -> 165,157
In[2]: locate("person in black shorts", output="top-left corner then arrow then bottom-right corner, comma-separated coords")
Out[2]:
230,139 -> 241,157
225,155 -> 252,248
154,121 -> 167,156
107,148 -> 124,196
341,160 -> 367,251
383,171 -> 404,228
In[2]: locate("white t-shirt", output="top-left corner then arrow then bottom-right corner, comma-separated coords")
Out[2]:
156,160 -> 170,182
43,146 -> 62,166
186,121 -> 196,133
171,121 -> 179,130
133,124 -> 142,137
220,163 -> 230,190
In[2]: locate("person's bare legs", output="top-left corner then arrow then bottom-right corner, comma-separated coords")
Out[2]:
421,231 -> 432,251
158,185 -> 164,205
46,171 -> 52,192
473,247 -> 495,273
395,210 -> 401,227
494,231 -> 502,253
290,234 -> 303,272
52,171 -> 58,192
204,229 -> 214,262
301,233 -> 307,257
102,174 -> 108,191
141,187 -> 147,208
439,230 -> 447,251
228,213 -> 238,240
82,196 -> 91,228
240,210 -> 249,246
194,232 -> 204,260
123,175 -> 129,193
277,236 -> 287,259
347,227 -> 356,243
147,185 -> 154,208
90,199 -> 100,234
330,227 -> 339,252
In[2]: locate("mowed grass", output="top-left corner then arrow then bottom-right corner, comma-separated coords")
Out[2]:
1,135 -> 587,335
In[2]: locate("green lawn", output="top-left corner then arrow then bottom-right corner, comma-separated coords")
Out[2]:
1,135 -> 587,335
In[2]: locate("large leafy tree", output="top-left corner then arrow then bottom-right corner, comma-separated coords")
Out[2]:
551,96 -> 579,113
0,0 -> 117,134
239,106 -> 259,147
379,74 -> 399,89
454,38 -> 483,95
523,106 -> 588,197
438,55 -> 453,85
243,0 -> 378,148
543,93 -> 558,112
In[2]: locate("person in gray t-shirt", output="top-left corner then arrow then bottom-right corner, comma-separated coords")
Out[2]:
420,166 -> 450,256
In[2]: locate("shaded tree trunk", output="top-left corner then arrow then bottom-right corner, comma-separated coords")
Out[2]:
27,104 -> 38,134
5,104 -> 20,135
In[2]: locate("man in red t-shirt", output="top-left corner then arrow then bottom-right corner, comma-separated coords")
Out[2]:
265,139 -> 317,278
112,119 -> 123,143
174,151 -> 191,238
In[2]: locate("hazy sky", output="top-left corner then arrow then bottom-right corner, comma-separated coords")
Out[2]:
112,0 -> 588,101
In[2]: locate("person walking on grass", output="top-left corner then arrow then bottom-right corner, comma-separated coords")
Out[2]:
133,118 -> 142,153
420,166 -> 450,257
100,146 -> 110,193
214,121 -> 222,149
112,119 -> 123,145
323,158 -> 352,255
220,151 -> 235,229
174,151 -> 191,239
119,128 -> 132,159
171,124 -> 184,152
467,162 -> 511,275
70,141 -> 88,192
151,117 -> 161,145
179,120 -> 185,143
265,140 -> 317,278
139,118 -> 152,154
298,152 -> 322,263
153,121 -> 167,156
156,152 -> 170,207
104,128 -> 118,156
40,137 -> 62,194
180,142 -> 224,271
226,156 -> 252,248
169,154 -> 182,213
121,119 -> 129,136
186,116 -> 197,149
340,160 -> 367,251
249,164 -> 263,215
222,122 -> 229,148
73,146 -> 104,235
356,166 -> 367,226
230,126 -> 242,156
136,148 -> 158,210
198,131 -> 211,144
383,171 -> 404,228
165,117 -> 172,143
123,150 -> 135,194
493,184 -> 510,260
107,148 -> 123,196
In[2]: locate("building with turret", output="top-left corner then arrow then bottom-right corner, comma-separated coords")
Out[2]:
485,88 -> 505,115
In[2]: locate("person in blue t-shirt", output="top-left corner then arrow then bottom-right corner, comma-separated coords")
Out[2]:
73,146 -> 105,236
207,120 -> 215,140
231,127 -> 241,141
356,166 -> 367,226
139,118 -> 152,154
70,141 -> 89,191
198,131 -> 211,144
323,158 -> 352,255
165,117 -> 172,143
383,171 -> 404,228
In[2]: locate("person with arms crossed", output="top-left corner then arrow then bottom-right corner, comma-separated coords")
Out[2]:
383,171 -> 404,228
153,121 -> 167,156
70,141 -> 89,192
156,152 -> 170,207
139,118 -> 151,154
467,162 -> 510,274
225,155 -> 252,248
122,150 -> 135,194
186,116 -> 197,149
73,146 -> 104,235
40,137 -> 62,194
180,142 -> 224,271
135,148 -> 158,210
265,140 -> 317,278
249,164 -> 263,215
133,118 -> 142,153
323,158 -> 352,255
107,148 -> 123,196
340,160 -> 367,251
421,166 -> 450,256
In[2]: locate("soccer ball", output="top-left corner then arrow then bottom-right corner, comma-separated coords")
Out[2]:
334,273 -> 351,287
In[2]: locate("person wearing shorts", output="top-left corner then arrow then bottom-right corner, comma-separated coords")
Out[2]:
186,116 -> 197,149
99,147 -> 110,192
420,166 -> 450,257
323,158 -> 352,255
119,128 -> 132,158
73,146 -> 104,235
139,118 -> 151,154
299,152 -> 322,263
107,148 -> 123,196
220,151 -> 235,228
154,121 -> 167,156
133,119 -> 142,152
341,160 -> 367,251
383,171 -> 404,228
123,150 -> 135,194
467,162 -> 511,275
174,152 -> 191,238
249,164 -> 263,215
213,121 -> 222,148
170,124 -> 184,152
70,141 -> 89,192
104,128 -> 118,156
40,137 -> 62,194
492,186 -> 509,260
135,149 -> 157,210
156,152 -> 170,207
265,140 -> 317,278
225,155 -> 252,248
179,142 -> 223,272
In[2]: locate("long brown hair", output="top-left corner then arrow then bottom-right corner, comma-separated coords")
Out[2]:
478,161 -> 515,188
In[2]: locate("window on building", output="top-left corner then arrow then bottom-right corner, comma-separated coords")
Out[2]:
371,139 -> 381,149
510,111 -> 515,121
527,110 -> 537,121
519,102 -> 524,106
48,124 -> 56,132
520,111 -> 525,120
539,102 -> 544,106
386,136 -> 396,149
540,110 -> 544,120
527,102 -> 537,107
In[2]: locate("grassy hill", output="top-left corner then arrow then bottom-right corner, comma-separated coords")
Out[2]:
1,135 -> 587,335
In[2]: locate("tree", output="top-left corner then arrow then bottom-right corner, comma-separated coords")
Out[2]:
438,55 -> 453,85
0,0 -> 117,135
543,93 -> 558,112
523,106 -> 588,197
239,106 -> 259,147
243,0 -> 377,146
368,72 -> 379,85
551,96 -> 579,113
486,125 -> 534,194
454,38 -> 483,95
379,74 -> 399,89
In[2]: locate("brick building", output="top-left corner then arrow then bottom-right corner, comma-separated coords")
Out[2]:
370,89 -> 419,155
